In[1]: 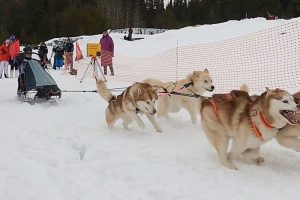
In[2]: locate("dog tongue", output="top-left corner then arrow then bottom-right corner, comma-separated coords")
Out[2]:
283,111 -> 298,124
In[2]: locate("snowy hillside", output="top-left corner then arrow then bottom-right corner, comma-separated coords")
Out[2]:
1,18 -> 300,200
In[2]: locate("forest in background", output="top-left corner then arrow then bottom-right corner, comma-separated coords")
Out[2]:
0,0 -> 299,43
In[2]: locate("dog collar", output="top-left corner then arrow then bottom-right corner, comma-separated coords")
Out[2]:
249,109 -> 276,141
250,110 -> 274,129
249,118 -> 263,141
258,111 -> 274,129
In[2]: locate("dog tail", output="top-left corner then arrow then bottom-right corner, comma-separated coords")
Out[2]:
143,78 -> 164,87
96,80 -> 114,102
240,83 -> 249,93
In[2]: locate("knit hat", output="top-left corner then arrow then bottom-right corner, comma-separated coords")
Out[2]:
9,35 -> 16,41
23,45 -> 32,54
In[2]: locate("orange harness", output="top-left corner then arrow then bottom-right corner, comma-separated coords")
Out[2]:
249,110 -> 274,141
209,93 -> 234,113
208,94 -> 274,141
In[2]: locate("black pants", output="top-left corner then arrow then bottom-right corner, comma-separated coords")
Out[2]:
17,73 -> 25,92
103,65 -> 114,75
10,59 -> 19,70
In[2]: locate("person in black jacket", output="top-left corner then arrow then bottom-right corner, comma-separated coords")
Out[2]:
38,42 -> 48,68
16,45 -> 32,95
64,38 -> 74,70
124,27 -> 133,41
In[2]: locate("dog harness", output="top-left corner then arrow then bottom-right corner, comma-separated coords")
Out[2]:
209,93 -> 234,113
158,81 -> 203,98
249,109 -> 275,141
208,94 -> 274,141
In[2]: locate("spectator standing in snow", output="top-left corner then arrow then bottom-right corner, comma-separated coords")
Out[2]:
53,45 -> 64,70
124,27 -> 133,41
0,39 -> 11,78
100,30 -> 114,76
64,38 -> 74,70
16,45 -> 32,95
9,35 -> 20,78
38,42 -> 48,69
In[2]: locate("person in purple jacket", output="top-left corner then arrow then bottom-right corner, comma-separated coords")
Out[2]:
100,30 -> 114,76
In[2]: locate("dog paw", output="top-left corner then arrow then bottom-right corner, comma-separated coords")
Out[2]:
123,125 -> 130,131
224,162 -> 238,170
155,126 -> 163,133
255,157 -> 265,165
138,123 -> 145,129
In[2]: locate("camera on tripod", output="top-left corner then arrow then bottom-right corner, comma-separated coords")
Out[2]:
87,43 -> 101,57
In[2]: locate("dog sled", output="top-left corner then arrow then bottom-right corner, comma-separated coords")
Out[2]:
17,58 -> 61,102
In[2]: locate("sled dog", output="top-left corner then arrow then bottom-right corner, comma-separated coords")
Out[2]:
96,80 -> 162,132
200,88 -> 297,169
276,92 -> 300,152
241,86 -> 300,153
144,69 -> 214,124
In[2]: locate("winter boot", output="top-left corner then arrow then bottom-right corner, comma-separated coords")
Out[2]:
109,65 -> 114,76
103,66 -> 107,75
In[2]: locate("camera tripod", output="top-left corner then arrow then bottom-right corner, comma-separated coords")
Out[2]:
80,56 -> 107,83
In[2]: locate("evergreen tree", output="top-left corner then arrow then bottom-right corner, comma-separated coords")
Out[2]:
0,0 -> 299,44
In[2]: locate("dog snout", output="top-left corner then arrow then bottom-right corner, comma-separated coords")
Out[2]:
152,109 -> 157,115
211,86 -> 215,91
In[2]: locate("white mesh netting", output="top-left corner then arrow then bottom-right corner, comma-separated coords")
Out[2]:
111,21 -> 300,93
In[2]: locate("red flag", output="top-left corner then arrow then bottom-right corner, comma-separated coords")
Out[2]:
75,41 -> 83,61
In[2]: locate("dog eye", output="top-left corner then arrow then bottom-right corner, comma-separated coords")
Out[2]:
282,100 -> 288,103
204,80 -> 208,83
147,102 -> 150,105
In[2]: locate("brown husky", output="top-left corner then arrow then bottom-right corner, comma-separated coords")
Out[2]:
96,80 -> 162,132
144,69 -> 214,124
200,88 -> 297,169
276,92 -> 300,152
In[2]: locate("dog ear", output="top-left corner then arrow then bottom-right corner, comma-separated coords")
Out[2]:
152,88 -> 158,94
266,87 -> 272,96
152,85 -> 162,89
204,68 -> 209,73
186,72 -> 193,82
137,88 -> 143,96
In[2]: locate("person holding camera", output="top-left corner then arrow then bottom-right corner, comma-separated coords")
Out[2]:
100,30 -> 114,76
0,39 -> 11,78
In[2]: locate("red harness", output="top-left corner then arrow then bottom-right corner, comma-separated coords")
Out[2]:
208,94 -> 274,141
249,110 -> 274,141
209,93 -> 234,113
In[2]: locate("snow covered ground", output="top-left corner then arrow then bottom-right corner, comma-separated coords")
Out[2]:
1,18 -> 300,200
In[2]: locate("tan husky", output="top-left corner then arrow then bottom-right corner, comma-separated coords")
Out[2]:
200,88 -> 297,169
276,92 -> 300,152
96,80 -> 162,132
144,69 -> 214,124
241,87 -> 300,153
